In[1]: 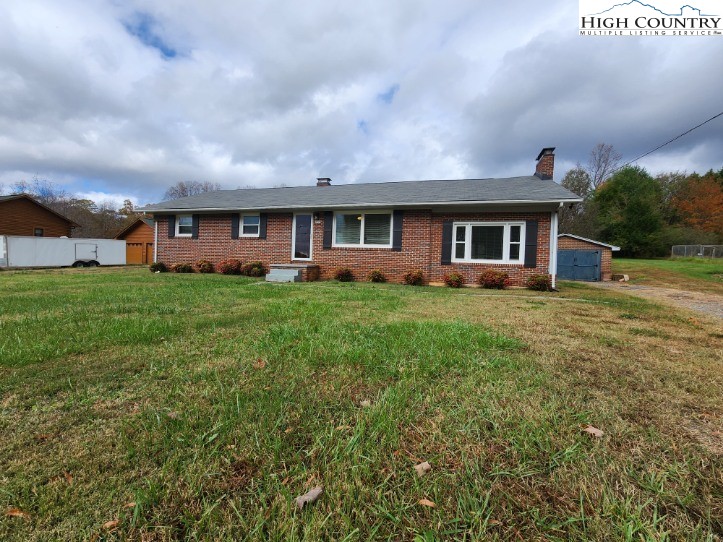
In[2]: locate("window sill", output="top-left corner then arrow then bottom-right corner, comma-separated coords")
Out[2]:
332,244 -> 393,249
451,260 -> 524,265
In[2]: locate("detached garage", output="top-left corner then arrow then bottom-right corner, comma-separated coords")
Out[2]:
115,217 -> 154,264
557,234 -> 620,282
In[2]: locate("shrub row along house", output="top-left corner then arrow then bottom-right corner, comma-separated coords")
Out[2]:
143,148 -> 581,286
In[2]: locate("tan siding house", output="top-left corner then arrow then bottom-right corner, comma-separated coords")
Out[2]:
0,195 -> 76,237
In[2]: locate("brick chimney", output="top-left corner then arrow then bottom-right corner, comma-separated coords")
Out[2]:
534,147 -> 555,180
316,177 -> 331,187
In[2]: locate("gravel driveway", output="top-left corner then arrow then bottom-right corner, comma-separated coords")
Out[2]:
588,282 -> 723,320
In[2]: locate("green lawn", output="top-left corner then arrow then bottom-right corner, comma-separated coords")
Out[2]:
1,268 -> 721,541
613,257 -> 723,294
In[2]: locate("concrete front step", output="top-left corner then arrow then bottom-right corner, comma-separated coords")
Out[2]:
265,269 -> 301,283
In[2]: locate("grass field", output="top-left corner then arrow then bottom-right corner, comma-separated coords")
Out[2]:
613,258 -> 723,294
1,268 -> 721,541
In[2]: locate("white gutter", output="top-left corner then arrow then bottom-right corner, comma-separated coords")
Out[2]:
153,221 -> 158,263
142,198 -> 583,213
549,206 -> 560,289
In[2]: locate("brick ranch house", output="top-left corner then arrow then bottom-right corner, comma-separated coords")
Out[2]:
144,148 -> 581,287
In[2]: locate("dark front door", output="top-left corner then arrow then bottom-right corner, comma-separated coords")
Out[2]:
558,249 -> 601,281
294,214 -> 312,260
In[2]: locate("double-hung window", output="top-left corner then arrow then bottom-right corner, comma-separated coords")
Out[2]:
333,211 -> 392,247
176,215 -> 193,236
241,214 -> 260,237
452,222 -> 525,264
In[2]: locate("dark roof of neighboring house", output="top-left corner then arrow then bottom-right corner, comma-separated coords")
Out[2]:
142,176 -> 582,213
0,194 -> 79,226
558,234 -> 621,251
114,216 -> 155,239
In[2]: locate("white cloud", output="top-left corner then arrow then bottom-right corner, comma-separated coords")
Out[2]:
0,0 -> 720,205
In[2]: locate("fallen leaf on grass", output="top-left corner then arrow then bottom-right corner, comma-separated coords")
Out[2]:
582,425 -> 604,438
359,400 -> 371,408
123,502 -> 136,509
418,499 -> 436,508
253,358 -> 266,369
103,519 -> 119,531
167,411 -> 181,420
295,486 -> 323,510
414,461 -> 432,477
64,472 -> 73,485
5,508 -> 31,519
284,427 -> 294,434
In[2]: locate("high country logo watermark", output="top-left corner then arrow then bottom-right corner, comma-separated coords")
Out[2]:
580,0 -> 722,35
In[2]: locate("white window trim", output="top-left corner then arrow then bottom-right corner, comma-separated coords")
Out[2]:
332,210 -> 393,248
240,213 -> 260,238
175,214 -> 193,237
292,213 -> 313,261
451,221 -> 526,264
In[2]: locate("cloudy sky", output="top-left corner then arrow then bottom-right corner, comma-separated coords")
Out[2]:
0,0 -> 721,207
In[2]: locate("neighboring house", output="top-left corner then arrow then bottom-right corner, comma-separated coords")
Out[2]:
144,148 -> 582,286
557,234 -> 620,282
0,194 -> 76,237
114,217 -> 155,264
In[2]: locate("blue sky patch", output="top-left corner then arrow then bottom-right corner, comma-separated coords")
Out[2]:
377,84 -> 400,104
357,120 -> 369,134
123,12 -> 177,59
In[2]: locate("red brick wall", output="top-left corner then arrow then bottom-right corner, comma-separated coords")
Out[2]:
557,236 -> 613,281
155,211 -> 552,286
429,212 -> 551,285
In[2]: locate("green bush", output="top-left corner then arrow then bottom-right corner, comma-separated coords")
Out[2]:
217,259 -> 242,275
241,261 -> 266,277
334,267 -> 354,282
367,269 -> 387,283
196,259 -> 215,273
403,269 -> 424,286
443,272 -> 465,288
149,262 -> 168,273
478,269 -> 510,289
526,274 -> 553,291
171,263 -> 194,273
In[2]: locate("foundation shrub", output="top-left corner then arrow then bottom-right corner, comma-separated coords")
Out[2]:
403,269 -> 425,286
217,259 -> 242,275
478,269 -> 510,289
334,267 -> 355,282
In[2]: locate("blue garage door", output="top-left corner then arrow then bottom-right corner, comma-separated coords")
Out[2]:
558,250 -> 601,281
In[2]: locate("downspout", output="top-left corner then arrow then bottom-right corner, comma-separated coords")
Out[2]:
549,205 -> 560,289
153,218 -> 158,263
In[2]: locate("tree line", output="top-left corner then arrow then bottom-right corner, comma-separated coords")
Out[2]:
560,144 -> 722,257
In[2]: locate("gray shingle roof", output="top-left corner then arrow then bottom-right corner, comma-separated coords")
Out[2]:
142,176 -> 581,212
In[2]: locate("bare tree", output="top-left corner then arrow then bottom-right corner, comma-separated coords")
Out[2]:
12,177 -> 70,204
163,181 -> 221,201
587,143 -> 622,189
559,165 -> 599,237
561,163 -> 592,198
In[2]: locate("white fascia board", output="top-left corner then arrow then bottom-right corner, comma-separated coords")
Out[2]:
143,198 -> 583,213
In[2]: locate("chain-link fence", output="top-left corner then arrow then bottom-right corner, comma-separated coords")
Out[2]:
671,245 -> 723,258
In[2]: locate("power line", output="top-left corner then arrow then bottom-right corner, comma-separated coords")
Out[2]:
619,109 -> 723,170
